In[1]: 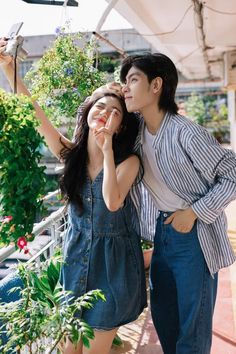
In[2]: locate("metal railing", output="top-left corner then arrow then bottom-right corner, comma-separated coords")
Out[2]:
0,198 -> 68,353
0,203 -> 67,265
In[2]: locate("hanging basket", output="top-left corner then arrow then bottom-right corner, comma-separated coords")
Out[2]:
24,26 -> 105,137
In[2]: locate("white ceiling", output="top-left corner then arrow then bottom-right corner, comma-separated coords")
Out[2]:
106,0 -> 236,83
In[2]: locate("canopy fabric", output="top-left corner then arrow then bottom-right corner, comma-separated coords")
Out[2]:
108,0 -> 236,83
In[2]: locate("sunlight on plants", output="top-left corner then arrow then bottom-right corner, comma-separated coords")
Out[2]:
25,26 -> 106,137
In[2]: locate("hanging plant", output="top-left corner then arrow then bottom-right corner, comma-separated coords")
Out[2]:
0,89 -> 46,250
25,26 -> 106,137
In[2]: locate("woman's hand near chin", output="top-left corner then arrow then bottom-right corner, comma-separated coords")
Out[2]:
93,126 -> 113,153
93,108 -> 121,153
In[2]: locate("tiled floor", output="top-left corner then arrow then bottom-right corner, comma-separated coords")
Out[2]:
111,201 -> 236,354
212,262 -> 236,354
111,265 -> 236,354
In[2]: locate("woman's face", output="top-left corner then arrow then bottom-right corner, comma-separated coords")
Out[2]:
87,96 -> 123,133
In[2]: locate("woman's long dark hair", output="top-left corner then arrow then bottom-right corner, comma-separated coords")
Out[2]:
59,92 -> 140,213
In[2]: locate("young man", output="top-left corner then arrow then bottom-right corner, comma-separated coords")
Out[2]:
120,53 -> 236,354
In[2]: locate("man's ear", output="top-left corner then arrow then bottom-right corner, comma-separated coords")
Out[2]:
152,77 -> 163,93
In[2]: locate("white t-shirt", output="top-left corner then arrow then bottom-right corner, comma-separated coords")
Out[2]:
142,126 -> 188,211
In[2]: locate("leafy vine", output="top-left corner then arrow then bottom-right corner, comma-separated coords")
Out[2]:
0,89 -> 46,250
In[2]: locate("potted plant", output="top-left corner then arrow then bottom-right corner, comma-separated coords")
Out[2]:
0,251 -> 105,353
141,239 -> 153,270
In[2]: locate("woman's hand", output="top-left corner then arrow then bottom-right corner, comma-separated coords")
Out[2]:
0,38 -> 13,66
93,108 -> 121,153
94,126 -> 112,152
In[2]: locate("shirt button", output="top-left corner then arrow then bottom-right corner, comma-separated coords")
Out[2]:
163,213 -> 168,217
87,197 -> 91,202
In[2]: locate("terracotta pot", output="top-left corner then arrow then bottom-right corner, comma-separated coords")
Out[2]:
143,248 -> 153,270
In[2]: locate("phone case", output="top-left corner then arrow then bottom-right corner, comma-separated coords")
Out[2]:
7,22 -> 24,39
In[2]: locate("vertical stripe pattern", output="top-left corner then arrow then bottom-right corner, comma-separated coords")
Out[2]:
131,112 -> 236,275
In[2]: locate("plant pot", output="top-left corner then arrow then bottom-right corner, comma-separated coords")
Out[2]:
143,248 -> 153,270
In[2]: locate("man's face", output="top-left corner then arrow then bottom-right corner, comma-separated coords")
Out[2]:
122,66 -> 158,113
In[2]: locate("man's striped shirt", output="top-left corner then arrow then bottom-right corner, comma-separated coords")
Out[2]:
131,112 -> 236,276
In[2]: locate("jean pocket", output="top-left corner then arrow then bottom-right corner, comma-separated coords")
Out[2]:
168,222 -> 197,236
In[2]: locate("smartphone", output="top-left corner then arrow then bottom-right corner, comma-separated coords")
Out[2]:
7,22 -> 24,39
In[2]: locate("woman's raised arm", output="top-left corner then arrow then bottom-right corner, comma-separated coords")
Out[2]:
0,39 -> 73,159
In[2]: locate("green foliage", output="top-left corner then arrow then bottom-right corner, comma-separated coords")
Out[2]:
185,93 -> 205,126
97,56 -> 120,74
43,174 -> 59,195
0,251 -> 105,353
114,64 -> 122,83
204,101 -> 229,142
0,89 -> 46,247
25,27 -> 106,136
185,93 -> 230,143
141,239 -> 153,250
112,334 -> 124,348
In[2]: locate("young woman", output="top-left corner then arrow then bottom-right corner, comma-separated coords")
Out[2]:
0,40 -> 147,354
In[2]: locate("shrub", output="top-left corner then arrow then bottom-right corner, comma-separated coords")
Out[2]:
0,251 -> 105,353
0,89 -> 46,250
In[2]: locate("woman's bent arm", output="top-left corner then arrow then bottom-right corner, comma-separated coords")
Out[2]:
102,152 -> 140,211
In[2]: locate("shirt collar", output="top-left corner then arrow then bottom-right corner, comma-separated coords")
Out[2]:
140,111 -> 171,148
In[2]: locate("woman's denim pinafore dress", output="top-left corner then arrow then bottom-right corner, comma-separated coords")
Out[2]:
61,170 -> 147,330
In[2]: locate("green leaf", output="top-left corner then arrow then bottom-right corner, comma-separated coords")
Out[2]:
47,260 -> 60,292
112,334 -> 124,347
81,335 -> 90,349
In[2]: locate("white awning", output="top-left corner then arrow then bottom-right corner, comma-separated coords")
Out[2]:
107,0 -> 236,83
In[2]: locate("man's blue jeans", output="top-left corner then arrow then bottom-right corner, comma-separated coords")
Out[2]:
150,211 -> 218,354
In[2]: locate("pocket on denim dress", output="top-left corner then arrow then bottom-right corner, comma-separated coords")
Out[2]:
63,226 -> 82,263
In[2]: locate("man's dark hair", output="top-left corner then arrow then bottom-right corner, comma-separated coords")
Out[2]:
120,53 -> 178,114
